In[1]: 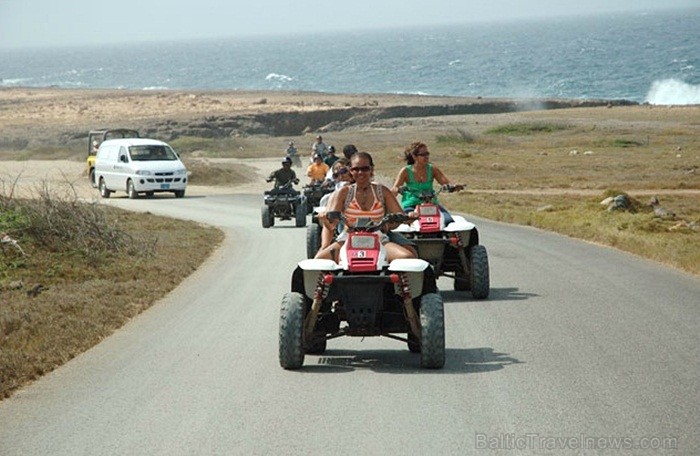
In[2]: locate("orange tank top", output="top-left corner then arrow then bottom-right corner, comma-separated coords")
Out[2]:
343,184 -> 385,226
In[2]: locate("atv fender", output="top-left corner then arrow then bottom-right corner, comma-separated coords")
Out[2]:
388,258 -> 430,272
444,216 -> 475,232
298,259 -> 341,299
298,259 -> 341,271
389,259 -> 431,299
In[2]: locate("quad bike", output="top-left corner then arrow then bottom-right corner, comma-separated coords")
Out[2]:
261,179 -> 307,228
304,183 -> 334,258
393,185 -> 490,299
280,212 -> 445,370
303,181 -> 334,215
305,190 -> 335,258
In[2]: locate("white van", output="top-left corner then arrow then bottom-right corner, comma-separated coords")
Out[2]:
94,138 -> 187,199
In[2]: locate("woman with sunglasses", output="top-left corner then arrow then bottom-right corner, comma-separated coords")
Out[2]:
316,151 -> 416,261
391,141 -> 462,224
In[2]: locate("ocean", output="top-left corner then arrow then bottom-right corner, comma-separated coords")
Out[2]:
1,8 -> 699,105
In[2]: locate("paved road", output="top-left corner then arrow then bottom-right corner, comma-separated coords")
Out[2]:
1,193 -> 698,455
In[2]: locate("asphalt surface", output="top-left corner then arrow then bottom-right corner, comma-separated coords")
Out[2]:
0,192 -> 698,455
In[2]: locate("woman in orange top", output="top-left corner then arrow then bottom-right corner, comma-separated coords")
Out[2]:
316,151 -> 416,262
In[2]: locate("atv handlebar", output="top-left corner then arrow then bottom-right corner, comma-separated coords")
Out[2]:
326,211 -> 409,231
397,184 -> 464,200
267,178 -> 299,186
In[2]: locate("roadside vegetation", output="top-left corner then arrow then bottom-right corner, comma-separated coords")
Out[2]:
0,184 -> 223,398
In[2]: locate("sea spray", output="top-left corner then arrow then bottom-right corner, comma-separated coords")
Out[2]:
646,79 -> 700,105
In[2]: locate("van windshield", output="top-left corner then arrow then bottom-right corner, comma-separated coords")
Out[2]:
129,145 -> 178,161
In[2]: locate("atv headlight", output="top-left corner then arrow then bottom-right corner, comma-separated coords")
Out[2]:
350,235 -> 376,249
419,206 -> 439,216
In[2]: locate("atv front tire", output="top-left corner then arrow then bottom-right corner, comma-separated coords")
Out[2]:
295,202 -> 307,227
306,223 -> 321,258
262,206 -> 273,228
279,292 -> 306,369
419,292 -> 445,369
469,245 -> 490,299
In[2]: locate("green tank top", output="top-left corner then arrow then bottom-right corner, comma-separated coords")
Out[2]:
401,164 -> 436,209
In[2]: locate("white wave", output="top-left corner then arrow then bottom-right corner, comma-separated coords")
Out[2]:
265,73 -> 293,82
448,59 -> 461,66
142,86 -> 170,91
391,91 -> 430,96
0,77 -> 32,86
645,79 -> 700,105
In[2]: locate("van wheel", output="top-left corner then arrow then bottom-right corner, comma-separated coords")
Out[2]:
127,180 -> 139,199
146,191 -> 155,198
99,178 -> 111,198
174,190 -> 185,198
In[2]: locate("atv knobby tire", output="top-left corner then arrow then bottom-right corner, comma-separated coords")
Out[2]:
262,206 -> 273,228
279,292 -> 306,369
295,202 -> 307,227
469,245 -> 490,299
419,293 -> 445,369
306,223 -> 321,259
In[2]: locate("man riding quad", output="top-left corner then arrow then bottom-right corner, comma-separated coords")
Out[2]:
262,157 -> 306,228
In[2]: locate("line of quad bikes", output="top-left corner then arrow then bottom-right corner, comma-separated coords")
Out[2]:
262,179 -> 489,370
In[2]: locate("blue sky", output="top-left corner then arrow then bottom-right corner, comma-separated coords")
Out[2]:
0,0 -> 697,49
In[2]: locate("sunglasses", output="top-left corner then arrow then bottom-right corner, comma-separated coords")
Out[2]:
414,152 -> 430,157
350,165 -> 372,173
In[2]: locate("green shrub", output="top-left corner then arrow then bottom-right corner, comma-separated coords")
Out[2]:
486,123 -> 568,135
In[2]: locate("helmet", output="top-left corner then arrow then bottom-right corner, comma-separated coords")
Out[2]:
288,141 -> 294,145
282,156 -> 292,164
328,145 -> 335,153
313,154 -> 322,161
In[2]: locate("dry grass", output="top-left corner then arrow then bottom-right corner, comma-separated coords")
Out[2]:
0,189 -> 223,398
441,192 -> 699,275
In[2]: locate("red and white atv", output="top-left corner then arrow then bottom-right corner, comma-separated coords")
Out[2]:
393,185 -> 490,299
280,212 -> 445,370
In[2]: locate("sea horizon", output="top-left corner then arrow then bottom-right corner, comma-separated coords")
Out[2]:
1,8 -> 699,105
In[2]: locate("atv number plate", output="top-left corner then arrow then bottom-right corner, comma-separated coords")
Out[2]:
160,183 -> 170,189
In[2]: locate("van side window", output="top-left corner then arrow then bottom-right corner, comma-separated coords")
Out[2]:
119,146 -> 128,163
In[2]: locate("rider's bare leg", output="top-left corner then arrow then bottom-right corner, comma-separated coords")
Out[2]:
315,242 -> 341,261
320,225 -> 334,249
385,242 -> 417,261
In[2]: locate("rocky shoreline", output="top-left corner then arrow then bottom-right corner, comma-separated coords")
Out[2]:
0,87 -> 638,150
141,98 -> 637,141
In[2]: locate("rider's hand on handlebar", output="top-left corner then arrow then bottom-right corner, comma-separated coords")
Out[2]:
442,184 -> 465,193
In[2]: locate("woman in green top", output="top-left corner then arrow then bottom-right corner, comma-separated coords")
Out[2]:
391,141 -> 462,224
